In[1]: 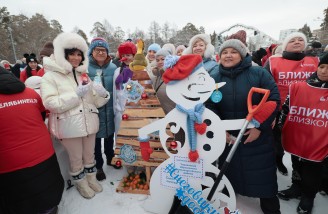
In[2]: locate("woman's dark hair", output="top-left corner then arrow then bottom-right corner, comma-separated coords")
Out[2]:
64,48 -> 85,66
26,64 -> 41,78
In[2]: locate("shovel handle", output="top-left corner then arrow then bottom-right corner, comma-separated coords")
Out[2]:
246,87 -> 270,121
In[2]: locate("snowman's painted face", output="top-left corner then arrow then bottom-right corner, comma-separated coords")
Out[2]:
166,66 -> 215,107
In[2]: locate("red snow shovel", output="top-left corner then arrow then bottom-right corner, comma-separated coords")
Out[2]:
168,87 -> 277,214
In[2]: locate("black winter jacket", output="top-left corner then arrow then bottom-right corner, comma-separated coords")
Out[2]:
207,56 -> 280,198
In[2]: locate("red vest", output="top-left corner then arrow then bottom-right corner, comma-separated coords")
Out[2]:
0,88 -> 54,173
282,82 -> 328,161
270,57 -> 318,108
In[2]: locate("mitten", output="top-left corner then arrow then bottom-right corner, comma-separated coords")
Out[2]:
139,141 -> 153,161
93,83 -> 108,97
76,83 -> 90,97
252,101 -> 277,127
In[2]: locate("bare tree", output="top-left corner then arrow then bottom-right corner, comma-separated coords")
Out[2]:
148,21 -> 161,43
90,22 -> 107,38
161,22 -> 170,43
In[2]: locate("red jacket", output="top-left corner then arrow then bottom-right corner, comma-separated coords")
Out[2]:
20,68 -> 44,82
0,88 -> 54,173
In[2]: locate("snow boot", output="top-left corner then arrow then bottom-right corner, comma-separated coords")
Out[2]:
85,163 -> 103,193
96,168 -> 106,181
71,168 -> 95,199
276,155 -> 288,176
297,195 -> 314,214
277,183 -> 302,200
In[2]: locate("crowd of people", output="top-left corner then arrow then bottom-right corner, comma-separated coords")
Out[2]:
0,29 -> 327,214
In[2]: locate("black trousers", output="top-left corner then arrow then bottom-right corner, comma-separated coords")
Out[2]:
0,154 -> 64,214
94,134 -> 115,169
272,114 -> 284,158
260,196 -> 281,214
291,155 -> 323,198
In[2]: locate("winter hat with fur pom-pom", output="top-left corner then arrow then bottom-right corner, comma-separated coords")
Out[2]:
163,54 -> 203,84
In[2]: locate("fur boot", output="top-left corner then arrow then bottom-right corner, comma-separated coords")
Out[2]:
85,163 -> 103,193
71,168 -> 95,199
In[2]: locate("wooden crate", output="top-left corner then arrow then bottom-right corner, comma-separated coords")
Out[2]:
113,70 -> 176,194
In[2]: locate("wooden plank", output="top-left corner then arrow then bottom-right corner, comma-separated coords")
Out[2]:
117,129 -> 139,137
117,128 -> 174,138
112,157 -> 162,167
116,138 -> 176,149
146,166 -> 151,184
114,148 -> 169,159
126,97 -> 161,107
123,107 -> 165,118
120,119 -> 151,128
144,88 -> 155,93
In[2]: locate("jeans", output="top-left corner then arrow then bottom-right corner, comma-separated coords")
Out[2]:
94,135 -> 115,169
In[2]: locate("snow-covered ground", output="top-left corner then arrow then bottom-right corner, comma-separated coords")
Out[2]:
58,153 -> 327,214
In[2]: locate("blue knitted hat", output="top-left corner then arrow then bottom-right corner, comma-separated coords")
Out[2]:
88,37 -> 109,56
147,43 -> 161,52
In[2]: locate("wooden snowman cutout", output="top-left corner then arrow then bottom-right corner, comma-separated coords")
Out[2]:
138,55 -> 252,214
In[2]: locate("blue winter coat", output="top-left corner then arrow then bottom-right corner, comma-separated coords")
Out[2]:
203,57 -> 219,77
207,56 -> 280,198
88,57 -> 117,138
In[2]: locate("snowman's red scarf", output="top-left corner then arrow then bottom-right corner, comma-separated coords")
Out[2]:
176,103 -> 207,162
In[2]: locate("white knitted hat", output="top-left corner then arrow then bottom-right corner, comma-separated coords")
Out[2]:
281,32 -> 307,51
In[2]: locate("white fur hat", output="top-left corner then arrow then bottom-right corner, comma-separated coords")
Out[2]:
281,32 -> 307,51
25,76 -> 42,89
25,76 -> 42,95
183,34 -> 214,59
53,32 -> 89,73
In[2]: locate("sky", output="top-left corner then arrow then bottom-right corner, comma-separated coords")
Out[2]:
2,0 -> 327,41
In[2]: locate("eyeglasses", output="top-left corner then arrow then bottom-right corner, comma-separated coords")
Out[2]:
94,48 -> 107,54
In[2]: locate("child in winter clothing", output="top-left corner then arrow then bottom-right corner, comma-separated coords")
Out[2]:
113,41 -> 136,135
277,52 -> 328,214
20,53 -> 44,82
41,32 -> 110,199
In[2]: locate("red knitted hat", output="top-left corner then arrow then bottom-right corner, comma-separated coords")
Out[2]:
163,55 -> 203,84
118,42 -> 137,58
227,30 -> 247,46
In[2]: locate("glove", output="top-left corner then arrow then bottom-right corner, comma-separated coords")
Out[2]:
93,83 -> 108,97
76,83 -> 90,97
140,141 -> 153,161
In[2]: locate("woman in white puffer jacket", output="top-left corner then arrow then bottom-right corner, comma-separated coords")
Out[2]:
41,32 -> 109,199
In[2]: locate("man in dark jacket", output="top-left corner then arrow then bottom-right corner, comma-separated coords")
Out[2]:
0,67 -> 64,214
88,37 -> 119,181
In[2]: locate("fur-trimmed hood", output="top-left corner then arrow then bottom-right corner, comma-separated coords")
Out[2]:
183,34 -> 215,59
52,32 -> 89,73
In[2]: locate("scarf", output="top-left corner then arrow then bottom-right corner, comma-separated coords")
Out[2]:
176,103 -> 206,162
115,67 -> 133,90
